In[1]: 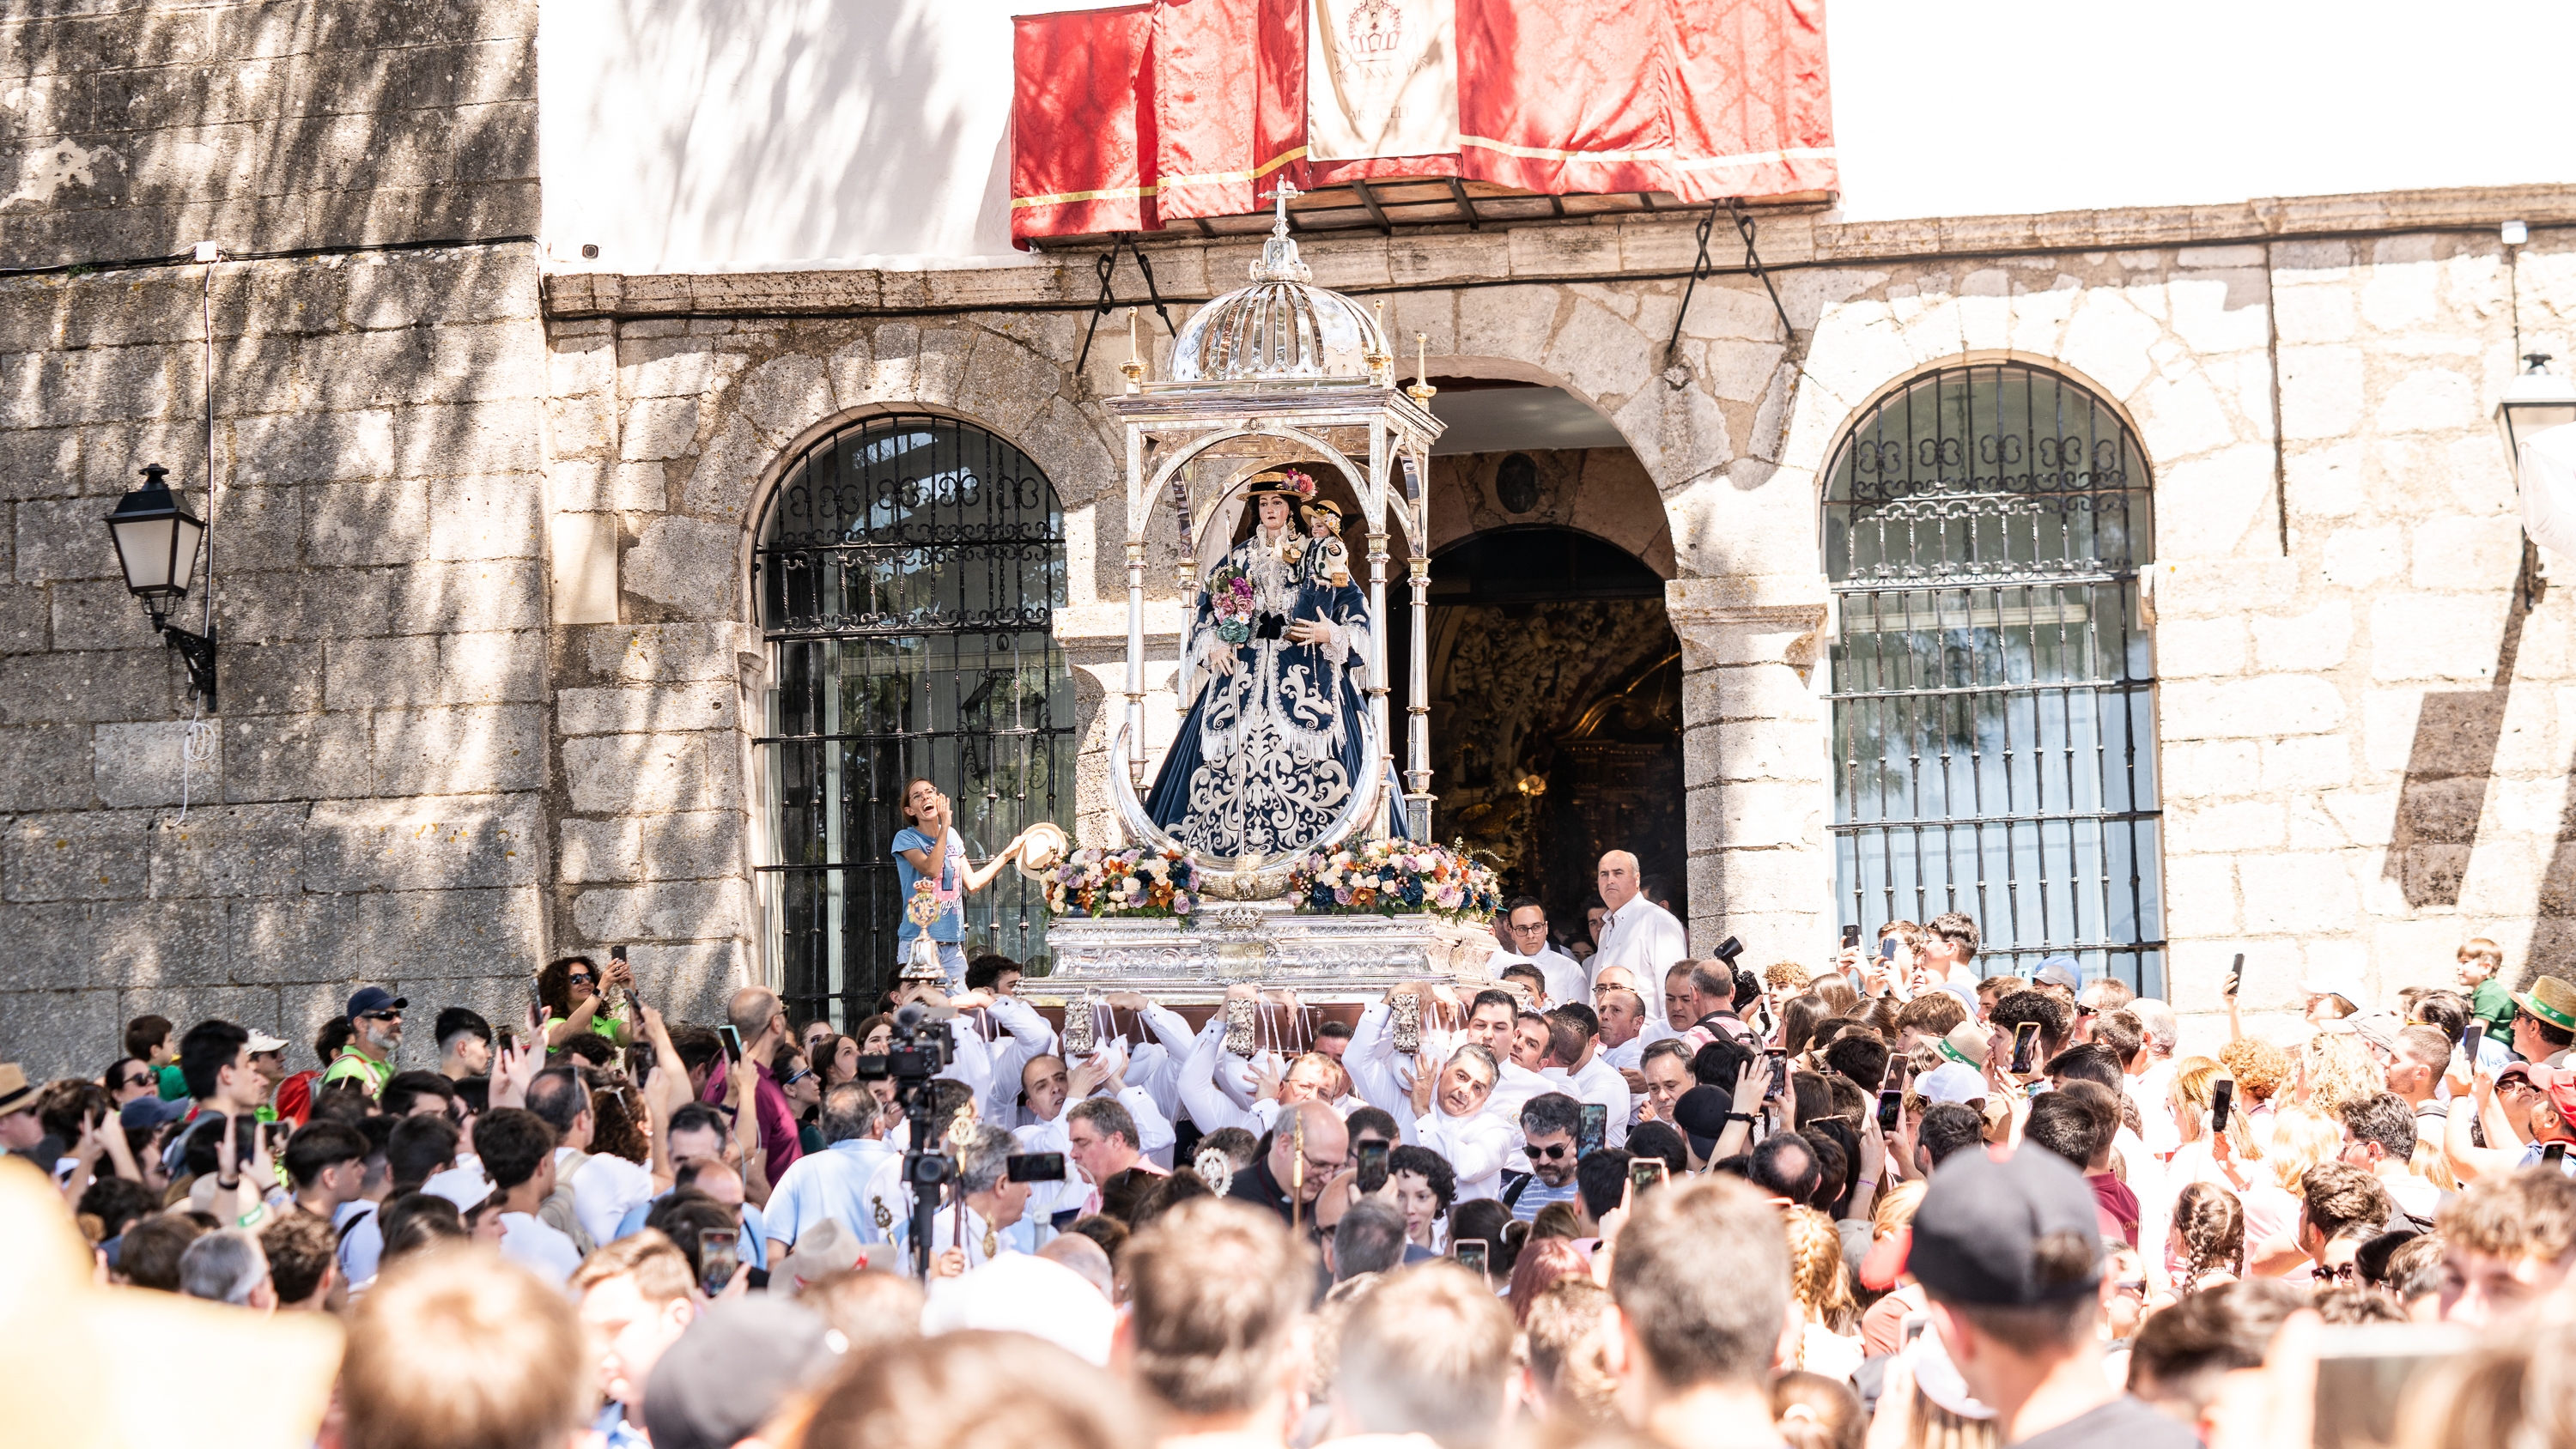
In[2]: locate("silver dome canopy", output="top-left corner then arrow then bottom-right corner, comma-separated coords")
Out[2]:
1163,183 -> 1388,388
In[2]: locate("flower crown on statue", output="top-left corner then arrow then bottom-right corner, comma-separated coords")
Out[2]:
1249,469 -> 1320,503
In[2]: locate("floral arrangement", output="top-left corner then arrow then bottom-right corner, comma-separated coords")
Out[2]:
1208,563 -> 1257,645
1279,468 -> 1318,501
1044,846 -> 1199,919
1287,839 -> 1501,922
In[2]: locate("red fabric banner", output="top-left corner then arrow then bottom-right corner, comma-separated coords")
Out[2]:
1660,0 -> 1835,203
1009,0 -> 1836,246
1152,0 -> 1308,222
1455,0 -> 1671,197
1011,5 -> 1159,244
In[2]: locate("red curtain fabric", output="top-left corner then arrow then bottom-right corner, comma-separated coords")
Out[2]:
1152,0 -> 1308,222
1660,0 -> 1836,203
1011,5 -> 1159,244
1455,0 -> 1671,197
1009,0 -> 1836,246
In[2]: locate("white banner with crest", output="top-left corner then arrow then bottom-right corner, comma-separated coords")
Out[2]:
1308,0 -> 1458,161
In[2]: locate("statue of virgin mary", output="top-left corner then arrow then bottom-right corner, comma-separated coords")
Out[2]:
1143,469 -> 1373,858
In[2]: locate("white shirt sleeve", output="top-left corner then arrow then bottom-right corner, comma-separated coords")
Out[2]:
1178,1022 -> 1256,1134
1117,1083 -> 1176,1155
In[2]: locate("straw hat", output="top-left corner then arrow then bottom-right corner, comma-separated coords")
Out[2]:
1015,821 -> 1070,879
0,1064 -> 36,1119
2513,974 -> 2576,1034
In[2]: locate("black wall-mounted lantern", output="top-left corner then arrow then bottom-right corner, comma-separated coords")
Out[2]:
103,464 -> 216,711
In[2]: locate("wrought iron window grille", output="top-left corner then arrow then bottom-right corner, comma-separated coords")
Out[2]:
1823,364 -> 2166,992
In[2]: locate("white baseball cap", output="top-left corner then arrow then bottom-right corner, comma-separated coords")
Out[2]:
1918,1061 -> 1990,1106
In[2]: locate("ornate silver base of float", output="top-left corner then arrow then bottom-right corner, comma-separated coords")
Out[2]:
1023,894 -> 1498,1006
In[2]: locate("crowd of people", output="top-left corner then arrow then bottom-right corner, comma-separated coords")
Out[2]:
8,849 -> 2576,1449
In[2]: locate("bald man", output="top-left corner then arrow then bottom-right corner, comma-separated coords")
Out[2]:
1589,851 -> 1686,1026
702,987 -> 803,1182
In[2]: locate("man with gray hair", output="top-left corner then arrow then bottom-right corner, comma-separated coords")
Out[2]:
765,1082 -> 902,1265
178,1228 -> 277,1310
2128,997 -> 2183,1156
920,1121 -> 1032,1276
1327,1197 -> 1409,1282
1588,850 -> 1686,1025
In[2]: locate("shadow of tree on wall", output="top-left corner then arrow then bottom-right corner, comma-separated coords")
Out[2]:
0,1 -> 555,1076
0,1 -> 538,270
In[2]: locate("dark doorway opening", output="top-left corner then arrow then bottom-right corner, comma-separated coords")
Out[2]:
1389,524 -> 1685,935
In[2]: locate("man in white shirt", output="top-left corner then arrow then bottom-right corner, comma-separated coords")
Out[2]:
1589,851 -> 1686,1024
477,1106 -> 581,1285
1547,1005 -> 1633,1149
915,1121 -> 1035,1276
1493,896 -> 1588,1009
527,1067 -> 655,1249
1591,971 -> 1674,1074
764,1083 -> 904,1262
1012,1047 -> 1172,1222
1413,1045 -> 1516,1201
2126,997 -> 2184,1159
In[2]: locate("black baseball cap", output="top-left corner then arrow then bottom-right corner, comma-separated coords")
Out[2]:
1910,1146 -> 2103,1307
347,986 -> 408,1020
1672,1085 -> 1734,1160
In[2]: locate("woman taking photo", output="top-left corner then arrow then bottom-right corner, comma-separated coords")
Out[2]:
893,778 -> 1029,989
538,955 -> 633,1049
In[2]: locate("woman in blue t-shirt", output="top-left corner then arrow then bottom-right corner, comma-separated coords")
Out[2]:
893,778 -> 1029,988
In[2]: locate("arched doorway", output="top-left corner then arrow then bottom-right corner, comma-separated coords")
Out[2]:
753,414 -> 1073,1025
1822,361 -> 2165,991
1394,379 -> 1683,932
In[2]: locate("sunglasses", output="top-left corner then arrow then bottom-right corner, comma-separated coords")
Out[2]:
784,1067 -> 815,1087
361,1010 -> 403,1022
120,1073 -> 153,1090
2324,1263 -> 2365,1283
568,973 -> 595,986
1530,1141 -> 1574,1161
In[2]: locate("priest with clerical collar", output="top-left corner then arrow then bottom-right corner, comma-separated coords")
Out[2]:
1224,1100 -> 1346,1239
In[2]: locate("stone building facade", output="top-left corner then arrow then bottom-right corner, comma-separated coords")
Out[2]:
3,0 -> 2574,1075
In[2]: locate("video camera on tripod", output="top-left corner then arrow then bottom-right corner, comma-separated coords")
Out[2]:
854,1001 -> 959,1275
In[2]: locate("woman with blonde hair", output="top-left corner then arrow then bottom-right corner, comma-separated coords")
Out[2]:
2243,1104 -> 2342,1276
2141,1057 -> 2258,1278
1783,1205 -> 1864,1382
2298,1032 -> 2384,1119
1857,1179 -> 1929,1355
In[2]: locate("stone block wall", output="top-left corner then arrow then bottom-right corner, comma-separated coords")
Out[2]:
0,0 -> 547,1079
0,0 -> 538,267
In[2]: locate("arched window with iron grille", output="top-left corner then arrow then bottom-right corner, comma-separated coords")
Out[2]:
1822,363 -> 2166,992
755,415 -> 1072,1025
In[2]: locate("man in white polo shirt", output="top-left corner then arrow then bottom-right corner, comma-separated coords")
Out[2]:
1588,851 -> 1686,1025
1492,895 -> 1588,1009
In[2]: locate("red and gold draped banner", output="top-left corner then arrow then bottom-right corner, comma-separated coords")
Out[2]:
1010,0 -> 1836,246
